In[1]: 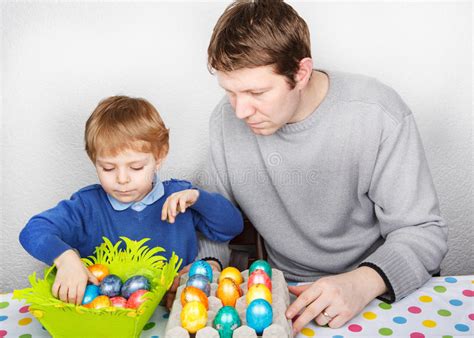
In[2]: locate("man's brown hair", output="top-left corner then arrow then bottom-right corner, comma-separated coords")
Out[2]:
208,0 -> 311,88
85,96 -> 169,162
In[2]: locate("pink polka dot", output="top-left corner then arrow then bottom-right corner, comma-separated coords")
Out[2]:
410,332 -> 425,338
468,313 -> 474,320
408,306 -> 422,314
0,330 -> 6,338
348,324 -> 363,332
19,305 -> 29,313
462,289 -> 474,297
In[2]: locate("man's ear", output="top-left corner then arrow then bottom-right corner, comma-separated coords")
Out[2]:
294,57 -> 314,89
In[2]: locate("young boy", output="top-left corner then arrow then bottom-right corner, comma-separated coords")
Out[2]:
19,95 -> 243,305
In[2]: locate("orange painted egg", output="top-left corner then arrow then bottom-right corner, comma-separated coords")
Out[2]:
84,295 -> 111,309
87,264 -> 109,282
181,286 -> 209,310
180,301 -> 208,334
217,277 -> 242,307
219,267 -> 243,285
248,269 -> 272,291
246,283 -> 272,305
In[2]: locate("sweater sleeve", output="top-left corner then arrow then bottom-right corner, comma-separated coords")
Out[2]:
195,99 -> 238,266
19,192 -> 86,265
362,114 -> 448,302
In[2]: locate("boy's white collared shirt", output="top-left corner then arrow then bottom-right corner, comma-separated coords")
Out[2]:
107,174 -> 164,212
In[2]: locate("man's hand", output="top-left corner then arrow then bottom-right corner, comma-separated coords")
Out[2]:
286,266 -> 387,334
161,189 -> 200,223
165,259 -> 221,310
52,249 -> 99,305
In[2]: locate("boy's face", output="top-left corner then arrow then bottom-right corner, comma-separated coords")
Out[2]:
216,65 -> 303,136
95,148 -> 161,203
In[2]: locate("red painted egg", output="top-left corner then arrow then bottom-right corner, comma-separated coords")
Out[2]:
126,289 -> 150,309
247,269 -> 272,291
110,296 -> 127,308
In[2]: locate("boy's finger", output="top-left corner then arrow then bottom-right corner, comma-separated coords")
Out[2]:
161,199 -> 169,221
76,284 -> 85,306
68,286 -> 77,304
52,281 -> 60,298
169,198 -> 178,217
179,198 -> 186,213
59,285 -> 68,303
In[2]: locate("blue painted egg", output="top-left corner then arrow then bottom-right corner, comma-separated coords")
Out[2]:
82,284 -> 100,305
246,299 -> 273,335
121,275 -> 150,298
189,260 -> 213,282
100,274 -> 122,297
186,274 -> 211,297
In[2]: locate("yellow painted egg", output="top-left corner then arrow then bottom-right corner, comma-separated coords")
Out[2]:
181,286 -> 209,310
84,295 -> 111,309
180,301 -> 208,334
87,264 -> 109,282
246,283 -> 272,305
219,267 -> 243,285
217,277 -> 242,307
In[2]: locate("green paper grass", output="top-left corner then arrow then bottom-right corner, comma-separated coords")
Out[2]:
14,237 -> 182,338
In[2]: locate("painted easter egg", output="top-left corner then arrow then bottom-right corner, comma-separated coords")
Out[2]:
87,264 -> 109,282
180,286 -> 209,310
213,306 -> 241,338
249,259 -> 272,279
247,269 -> 272,291
216,277 -> 242,307
180,301 -> 208,334
121,275 -> 151,298
100,274 -> 122,297
186,274 -> 211,297
218,266 -> 243,285
246,299 -> 273,335
82,284 -> 100,305
126,289 -> 150,309
246,283 -> 272,305
189,260 -> 213,282
110,296 -> 127,308
85,295 -> 111,309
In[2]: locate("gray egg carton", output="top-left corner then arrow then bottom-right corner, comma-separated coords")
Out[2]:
164,268 -> 293,338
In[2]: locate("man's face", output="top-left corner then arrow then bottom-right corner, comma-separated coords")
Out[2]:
217,65 -> 302,136
95,148 -> 160,203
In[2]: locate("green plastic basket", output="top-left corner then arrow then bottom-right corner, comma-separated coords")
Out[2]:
14,237 -> 182,338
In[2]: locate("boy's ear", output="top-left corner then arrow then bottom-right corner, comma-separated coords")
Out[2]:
294,57 -> 313,89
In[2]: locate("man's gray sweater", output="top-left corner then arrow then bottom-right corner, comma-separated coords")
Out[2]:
198,70 -> 448,302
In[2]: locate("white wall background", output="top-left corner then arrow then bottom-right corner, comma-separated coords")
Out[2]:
1,1 -> 472,292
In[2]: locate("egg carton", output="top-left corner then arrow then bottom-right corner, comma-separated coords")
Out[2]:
164,268 -> 293,338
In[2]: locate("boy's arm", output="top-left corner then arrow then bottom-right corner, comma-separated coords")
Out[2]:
19,192 -> 86,265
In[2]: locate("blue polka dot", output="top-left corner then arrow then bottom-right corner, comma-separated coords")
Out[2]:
333,336 -> 345,338
0,315 -> 8,321
449,299 -> 463,306
162,312 -> 169,319
445,277 -> 458,283
151,336 -> 159,338
393,316 -> 407,324
455,324 -> 470,332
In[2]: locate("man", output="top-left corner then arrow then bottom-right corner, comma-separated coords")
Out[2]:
198,0 -> 448,333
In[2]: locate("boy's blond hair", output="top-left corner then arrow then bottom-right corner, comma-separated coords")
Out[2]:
85,96 -> 169,162
207,0 -> 311,88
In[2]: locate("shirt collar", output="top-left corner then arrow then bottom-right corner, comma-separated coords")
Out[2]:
107,173 -> 164,212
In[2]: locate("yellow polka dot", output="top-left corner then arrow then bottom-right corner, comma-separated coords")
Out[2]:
363,311 -> 377,320
32,310 -> 44,318
422,320 -> 437,328
300,327 -> 315,336
419,295 -> 433,303
19,317 -> 32,326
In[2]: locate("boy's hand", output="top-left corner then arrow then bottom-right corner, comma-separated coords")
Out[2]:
161,189 -> 200,223
52,249 -> 99,305
165,259 -> 221,310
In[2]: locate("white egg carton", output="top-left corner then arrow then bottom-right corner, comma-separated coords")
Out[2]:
164,268 -> 293,338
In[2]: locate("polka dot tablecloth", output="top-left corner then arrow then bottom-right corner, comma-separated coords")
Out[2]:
1,275 -> 472,337
294,275 -> 473,338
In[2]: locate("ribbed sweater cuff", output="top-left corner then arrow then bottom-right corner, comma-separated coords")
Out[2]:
196,237 -> 231,268
360,245 -> 422,302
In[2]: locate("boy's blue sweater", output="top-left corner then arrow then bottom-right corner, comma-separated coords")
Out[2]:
19,179 -> 243,267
